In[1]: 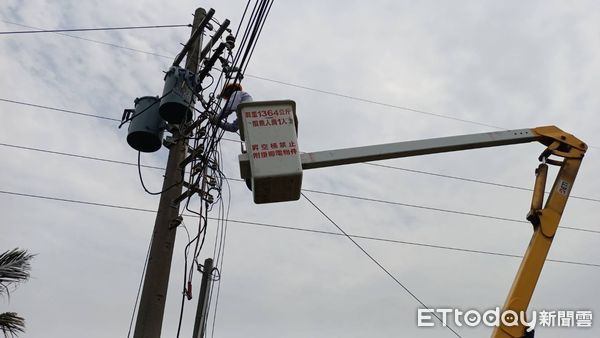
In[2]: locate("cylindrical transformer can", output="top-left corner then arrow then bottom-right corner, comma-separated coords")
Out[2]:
159,66 -> 196,124
127,96 -> 165,152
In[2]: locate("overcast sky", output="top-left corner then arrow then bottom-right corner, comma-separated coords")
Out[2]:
1,1 -> 599,337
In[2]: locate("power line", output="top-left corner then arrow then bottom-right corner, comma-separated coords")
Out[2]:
1,141 -> 598,235
0,98 -> 241,143
5,21 -> 600,145
1,97 -> 598,201
1,100 -> 598,233
0,20 -> 175,59
0,142 -> 162,170
245,74 -> 505,130
242,74 -> 600,150
0,23 -> 191,35
0,18 -> 510,131
127,232 -> 153,338
364,163 -> 600,203
0,189 -> 155,213
0,98 -> 121,122
0,188 -> 597,269
220,217 -> 600,268
301,192 -> 463,338
301,189 -> 600,235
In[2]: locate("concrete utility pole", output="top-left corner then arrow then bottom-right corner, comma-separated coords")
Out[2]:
192,258 -> 214,338
134,8 -> 206,338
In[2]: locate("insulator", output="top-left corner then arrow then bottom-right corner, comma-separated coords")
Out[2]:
206,176 -> 217,187
225,34 -> 235,50
208,161 -> 219,171
191,162 -> 205,175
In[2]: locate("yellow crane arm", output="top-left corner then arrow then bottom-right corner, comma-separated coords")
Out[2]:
492,127 -> 587,338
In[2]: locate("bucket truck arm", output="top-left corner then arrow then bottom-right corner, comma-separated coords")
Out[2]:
237,101 -> 586,338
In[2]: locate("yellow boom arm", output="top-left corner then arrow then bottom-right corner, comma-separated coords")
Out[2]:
492,127 -> 587,338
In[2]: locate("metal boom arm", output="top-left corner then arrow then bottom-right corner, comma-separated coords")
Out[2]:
296,127 -> 583,169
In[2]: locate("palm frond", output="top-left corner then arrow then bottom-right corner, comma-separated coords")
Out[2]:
0,312 -> 25,337
0,249 -> 35,294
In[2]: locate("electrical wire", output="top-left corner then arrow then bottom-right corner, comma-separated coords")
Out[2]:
242,74 -> 506,130
137,152 -> 180,195
198,0 -> 268,328
233,0 -> 253,40
175,1 -> 274,303
0,23 -> 190,35
170,21 -> 246,331
0,98 -> 120,121
0,19 -> 542,131
1,189 -> 599,268
231,0 -> 267,82
209,148 -> 233,338
0,20 -> 174,58
126,232 -> 154,338
205,217 -> 600,268
3,1 -> 598,241
3,19 -> 600,144
301,192 -> 463,338
0,142 -> 161,170
1,140 -> 599,204
299,189 -> 600,234
171,12 -> 278,321
363,162 -> 600,203
0,98 -> 242,143
239,1 -> 274,79
1,141 -> 599,233
230,0 -> 261,73
177,228 -> 202,337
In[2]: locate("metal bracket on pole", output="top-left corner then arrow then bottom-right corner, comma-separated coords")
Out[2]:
198,19 -> 230,62
173,9 -> 215,67
196,42 -> 228,86
181,145 -> 205,169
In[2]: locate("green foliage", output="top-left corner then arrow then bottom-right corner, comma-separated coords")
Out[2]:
0,313 -> 24,338
0,248 -> 34,338
0,249 -> 34,294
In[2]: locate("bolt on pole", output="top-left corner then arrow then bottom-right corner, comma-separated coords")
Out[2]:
133,8 -> 206,338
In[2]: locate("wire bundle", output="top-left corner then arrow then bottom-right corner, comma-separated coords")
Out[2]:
166,2 -> 275,336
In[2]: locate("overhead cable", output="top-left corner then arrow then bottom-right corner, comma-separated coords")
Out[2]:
0,22 -> 190,35
301,192 -> 463,338
0,141 -> 599,234
1,188 -> 598,269
0,98 -> 598,201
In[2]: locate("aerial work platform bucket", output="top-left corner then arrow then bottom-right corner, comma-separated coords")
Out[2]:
237,100 -> 302,204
